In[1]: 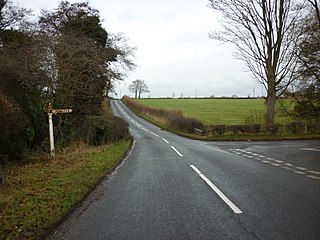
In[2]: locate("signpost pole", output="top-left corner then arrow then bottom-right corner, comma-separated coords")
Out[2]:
45,103 -> 72,157
48,111 -> 55,157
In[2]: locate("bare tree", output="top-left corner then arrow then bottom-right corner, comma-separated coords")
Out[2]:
0,0 -> 31,31
128,79 -> 149,99
294,0 -> 320,126
296,0 -> 320,82
208,0 -> 303,126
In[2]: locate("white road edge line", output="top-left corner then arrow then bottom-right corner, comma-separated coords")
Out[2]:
162,138 -> 169,144
190,165 -> 243,214
171,146 -> 183,157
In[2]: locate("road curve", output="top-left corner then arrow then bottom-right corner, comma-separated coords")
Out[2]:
47,100 -> 320,240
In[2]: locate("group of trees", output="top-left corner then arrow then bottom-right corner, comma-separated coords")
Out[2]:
0,0 -> 135,162
209,0 -> 320,127
128,79 -> 149,98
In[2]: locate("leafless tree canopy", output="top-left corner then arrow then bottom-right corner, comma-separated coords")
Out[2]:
128,79 -> 150,99
0,0 -> 31,30
208,0 -> 304,125
293,0 -> 320,124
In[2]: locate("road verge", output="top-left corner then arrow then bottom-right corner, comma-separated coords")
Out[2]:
0,139 -> 133,240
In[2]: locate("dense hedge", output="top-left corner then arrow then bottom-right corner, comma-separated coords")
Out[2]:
206,122 -> 318,136
0,94 -> 28,162
0,95 -> 130,165
75,115 -> 130,145
122,96 -> 203,133
122,96 -> 319,137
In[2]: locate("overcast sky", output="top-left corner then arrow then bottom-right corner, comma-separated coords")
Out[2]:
15,0 -> 265,98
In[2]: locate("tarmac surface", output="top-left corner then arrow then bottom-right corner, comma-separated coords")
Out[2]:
47,100 -> 320,240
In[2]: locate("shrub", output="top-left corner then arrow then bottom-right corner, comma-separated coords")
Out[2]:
286,122 -> 304,134
0,93 -> 27,163
123,96 -> 203,133
209,125 -> 226,135
249,124 -> 262,134
75,115 -> 130,146
169,115 -> 203,133
264,124 -> 280,134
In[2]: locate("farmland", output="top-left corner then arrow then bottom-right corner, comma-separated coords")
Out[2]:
135,98 -> 293,125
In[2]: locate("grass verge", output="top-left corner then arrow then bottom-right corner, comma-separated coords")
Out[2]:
0,140 -> 132,240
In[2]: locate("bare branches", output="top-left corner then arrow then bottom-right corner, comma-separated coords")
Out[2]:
208,0 -> 303,125
37,1 -> 136,115
128,80 -> 149,99
0,0 -> 32,31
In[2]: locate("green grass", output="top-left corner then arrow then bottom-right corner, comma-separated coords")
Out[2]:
135,98 -> 294,125
0,140 -> 131,240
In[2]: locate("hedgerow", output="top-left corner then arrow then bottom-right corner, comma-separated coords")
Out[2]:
123,96 -> 319,137
122,96 -> 203,133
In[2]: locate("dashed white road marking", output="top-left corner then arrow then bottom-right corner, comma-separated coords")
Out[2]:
141,127 -> 148,132
190,165 -> 243,214
162,138 -> 169,144
150,132 -> 160,137
295,167 -> 307,171
230,149 -> 320,180
271,163 -> 280,167
293,170 -> 306,175
171,146 -> 183,157
301,147 -> 320,152
262,160 -> 271,164
307,175 -> 320,180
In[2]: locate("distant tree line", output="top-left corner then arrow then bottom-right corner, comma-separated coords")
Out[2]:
0,0 -> 135,163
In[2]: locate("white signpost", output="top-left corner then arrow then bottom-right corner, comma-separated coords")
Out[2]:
45,103 -> 72,157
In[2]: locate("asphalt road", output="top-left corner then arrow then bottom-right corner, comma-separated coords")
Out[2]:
47,100 -> 320,240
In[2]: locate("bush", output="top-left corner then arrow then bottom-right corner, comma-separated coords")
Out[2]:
169,115 -> 203,133
76,115 -> 130,146
264,124 -> 280,134
0,93 -> 27,163
209,125 -> 225,135
286,122 -> 304,134
123,96 -> 203,133
215,124 -> 262,135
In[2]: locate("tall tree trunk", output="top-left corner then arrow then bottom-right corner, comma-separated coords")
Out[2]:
317,110 -> 320,131
266,65 -> 276,126
266,91 -> 276,126
0,160 -> 4,186
138,90 -> 141,99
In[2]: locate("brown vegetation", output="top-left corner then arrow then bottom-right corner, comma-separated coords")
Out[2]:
122,96 -> 203,133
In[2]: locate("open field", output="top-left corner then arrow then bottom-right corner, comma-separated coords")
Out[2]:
135,98 -> 294,125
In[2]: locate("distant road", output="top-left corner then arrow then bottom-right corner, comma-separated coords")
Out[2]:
48,100 -> 320,240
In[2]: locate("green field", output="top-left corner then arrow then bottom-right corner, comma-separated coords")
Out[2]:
135,98 -> 293,125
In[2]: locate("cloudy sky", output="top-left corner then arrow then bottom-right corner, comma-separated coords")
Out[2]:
15,0 -> 265,98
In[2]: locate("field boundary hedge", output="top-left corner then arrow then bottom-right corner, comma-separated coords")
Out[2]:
206,122 -> 318,136
122,96 -> 320,138
122,96 -> 203,133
